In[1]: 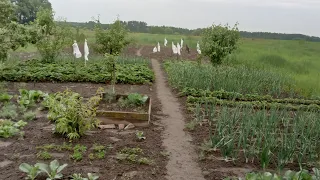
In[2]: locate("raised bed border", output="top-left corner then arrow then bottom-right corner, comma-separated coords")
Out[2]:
96,94 -> 151,124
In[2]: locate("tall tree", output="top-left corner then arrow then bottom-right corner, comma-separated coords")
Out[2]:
11,0 -> 52,24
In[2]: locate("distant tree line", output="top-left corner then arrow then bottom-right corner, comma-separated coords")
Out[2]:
66,21 -> 320,42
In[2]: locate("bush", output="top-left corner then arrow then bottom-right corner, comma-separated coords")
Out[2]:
45,89 -> 101,140
201,23 -> 240,64
34,9 -> 72,63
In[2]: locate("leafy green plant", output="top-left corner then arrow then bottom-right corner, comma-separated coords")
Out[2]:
201,23 -> 240,65
0,93 -> 13,102
37,150 -> 52,160
0,119 -> 27,138
136,131 -> 146,141
71,144 -> 87,161
93,144 -> 106,159
36,160 -> 68,180
0,103 -> 18,119
23,111 -> 36,121
119,93 -> 148,107
71,173 -> 99,180
46,90 -> 100,140
17,89 -> 46,108
19,163 -> 41,180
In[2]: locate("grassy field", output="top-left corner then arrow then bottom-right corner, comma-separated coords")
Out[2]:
14,30 -> 320,97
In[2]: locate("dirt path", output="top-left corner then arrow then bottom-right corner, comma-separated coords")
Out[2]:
150,58 -> 205,180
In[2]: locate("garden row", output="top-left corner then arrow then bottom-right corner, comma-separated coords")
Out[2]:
195,104 -> 320,171
0,57 -> 154,84
187,96 -> 320,111
180,87 -> 320,105
164,61 -> 299,98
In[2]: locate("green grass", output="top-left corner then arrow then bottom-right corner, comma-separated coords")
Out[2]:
164,61 -> 298,98
12,31 -> 320,97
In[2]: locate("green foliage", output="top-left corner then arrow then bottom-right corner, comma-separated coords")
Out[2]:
36,150 -> 52,160
36,160 -> 68,180
201,23 -> 240,64
36,143 -> 73,152
0,59 -> 154,84
105,53 -> 117,93
71,144 -> 87,161
116,147 -> 152,164
33,9 -> 72,62
94,18 -> 130,55
226,168 -> 320,180
11,0 -> 52,24
0,103 -> 18,119
200,104 -> 320,170
119,93 -> 148,107
136,131 -> 146,141
19,163 -> 41,180
23,111 -> 36,121
45,90 -> 101,140
0,93 -> 13,102
71,173 -> 99,180
164,60 -> 298,98
17,89 -> 47,108
93,144 -> 106,159
0,119 -> 27,138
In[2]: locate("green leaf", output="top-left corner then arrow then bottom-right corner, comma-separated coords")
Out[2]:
56,163 -> 68,173
35,162 -> 50,175
19,163 -> 32,173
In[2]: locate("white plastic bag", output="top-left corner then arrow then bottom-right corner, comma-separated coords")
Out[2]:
84,39 -> 89,61
172,42 -> 177,54
177,43 -> 181,55
164,38 -> 168,47
157,42 -> 160,52
72,40 -> 82,58
153,47 -> 158,53
181,39 -> 184,49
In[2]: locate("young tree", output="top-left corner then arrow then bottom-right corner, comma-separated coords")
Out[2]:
94,18 -> 131,93
33,8 -> 72,62
201,23 -> 240,65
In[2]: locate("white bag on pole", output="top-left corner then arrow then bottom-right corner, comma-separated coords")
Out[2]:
172,42 -> 177,54
153,47 -> 158,53
181,39 -> 184,49
84,39 -> 89,61
164,38 -> 168,47
177,43 -> 181,55
72,40 -> 82,58
157,42 -> 160,52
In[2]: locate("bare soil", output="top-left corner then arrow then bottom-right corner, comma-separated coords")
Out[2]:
0,82 -> 167,180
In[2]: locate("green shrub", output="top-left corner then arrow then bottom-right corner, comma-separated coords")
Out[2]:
201,23 -> 240,64
45,90 -> 101,140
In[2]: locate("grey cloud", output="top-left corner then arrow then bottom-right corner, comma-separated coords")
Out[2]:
50,0 -> 320,36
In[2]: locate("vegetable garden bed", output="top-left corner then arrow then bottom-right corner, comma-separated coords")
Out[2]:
97,94 -> 151,125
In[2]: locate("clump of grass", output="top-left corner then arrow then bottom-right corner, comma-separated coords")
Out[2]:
116,147 -> 152,164
36,151 -> 52,160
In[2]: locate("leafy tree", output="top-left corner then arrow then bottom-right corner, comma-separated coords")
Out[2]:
11,0 -> 52,24
201,23 -> 240,65
94,18 -> 131,93
0,0 -> 32,61
94,18 -> 130,55
33,8 -> 72,63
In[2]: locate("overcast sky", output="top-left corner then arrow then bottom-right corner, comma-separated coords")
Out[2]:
50,0 -> 320,36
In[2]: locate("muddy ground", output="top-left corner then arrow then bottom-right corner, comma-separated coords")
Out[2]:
0,82 -> 167,180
